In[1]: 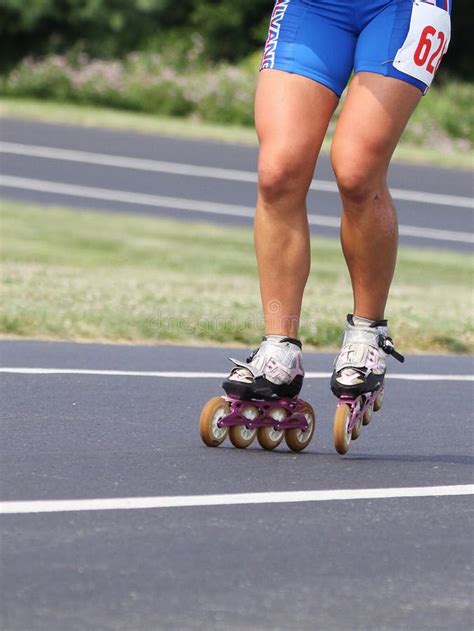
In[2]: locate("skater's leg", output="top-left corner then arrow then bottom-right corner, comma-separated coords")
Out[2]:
255,70 -> 338,337
331,73 -> 421,320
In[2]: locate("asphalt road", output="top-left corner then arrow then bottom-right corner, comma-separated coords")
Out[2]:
1,340 -> 473,631
0,118 -> 473,251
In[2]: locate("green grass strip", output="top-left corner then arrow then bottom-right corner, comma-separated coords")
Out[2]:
1,200 -> 472,352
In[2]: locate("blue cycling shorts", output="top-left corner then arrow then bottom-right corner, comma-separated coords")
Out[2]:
260,0 -> 452,96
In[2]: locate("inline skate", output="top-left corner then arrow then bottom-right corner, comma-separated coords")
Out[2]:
199,336 -> 316,452
331,314 -> 404,454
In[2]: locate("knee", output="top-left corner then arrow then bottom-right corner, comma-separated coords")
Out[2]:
258,156 -> 307,207
331,150 -> 386,207
332,161 -> 373,205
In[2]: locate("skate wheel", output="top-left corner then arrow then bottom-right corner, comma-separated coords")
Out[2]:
350,398 -> 363,440
285,402 -> 316,452
333,403 -> 351,455
229,405 -> 258,449
363,401 -> 374,426
257,426 -> 284,450
199,396 -> 230,447
373,387 -> 384,412
257,406 -> 286,450
351,415 -> 363,440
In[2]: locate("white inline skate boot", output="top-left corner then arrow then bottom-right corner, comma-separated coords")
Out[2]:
331,314 -> 404,454
223,335 -> 304,400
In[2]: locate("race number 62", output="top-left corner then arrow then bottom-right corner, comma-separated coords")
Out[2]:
393,2 -> 451,88
413,25 -> 446,74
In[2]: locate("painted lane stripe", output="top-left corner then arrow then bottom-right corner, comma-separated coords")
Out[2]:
1,485 -> 472,515
1,175 -> 473,244
0,368 -> 472,381
1,141 -> 472,209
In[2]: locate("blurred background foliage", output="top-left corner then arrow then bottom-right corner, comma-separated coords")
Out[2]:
0,0 -> 471,77
0,0 -> 267,70
0,1 -> 471,151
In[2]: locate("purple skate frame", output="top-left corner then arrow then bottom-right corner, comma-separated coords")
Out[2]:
217,397 -> 310,431
338,387 -> 383,433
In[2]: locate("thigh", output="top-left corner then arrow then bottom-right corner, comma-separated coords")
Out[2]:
331,72 -> 421,175
256,69 -> 338,185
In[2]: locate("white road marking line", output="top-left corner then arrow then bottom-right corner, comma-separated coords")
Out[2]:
0,368 -> 472,381
0,367 -> 228,378
370,373 -> 473,382
1,175 -> 473,244
1,485 -> 472,514
1,141 -> 473,209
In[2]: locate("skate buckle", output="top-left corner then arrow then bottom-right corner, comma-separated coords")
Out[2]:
377,335 -> 405,363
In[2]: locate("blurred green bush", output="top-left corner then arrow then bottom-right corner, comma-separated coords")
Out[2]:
0,52 -> 257,125
0,0 -> 471,78
0,0 -> 268,70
